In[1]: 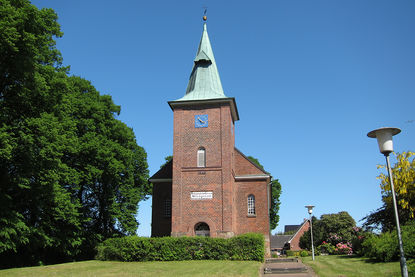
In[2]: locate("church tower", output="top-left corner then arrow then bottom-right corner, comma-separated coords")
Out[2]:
168,22 -> 239,237
150,20 -> 271,253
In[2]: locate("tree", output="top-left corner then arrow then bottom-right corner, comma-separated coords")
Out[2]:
247,156 -> 282,230
299,211 -> 356,250
160,155 -> 173,168
0,0 -> 149,267
363,151 -> 414,232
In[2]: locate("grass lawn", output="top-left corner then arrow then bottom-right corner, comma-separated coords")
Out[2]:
0,260 -> 262,277
301,255 -> 415,277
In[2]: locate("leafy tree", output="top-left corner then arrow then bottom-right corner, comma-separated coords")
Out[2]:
0,0 -> 149,267
363,151 -> 414,232
299,211 -> 356,250
160,155 -> 173,168
247,156 -> 282,230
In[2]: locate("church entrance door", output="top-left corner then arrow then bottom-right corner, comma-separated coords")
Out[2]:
194,222 -> 210,237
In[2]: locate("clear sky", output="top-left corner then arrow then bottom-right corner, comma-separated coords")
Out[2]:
31,0 -> 415,236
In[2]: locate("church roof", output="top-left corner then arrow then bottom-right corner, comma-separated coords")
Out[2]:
169,22 -> 239,121
176,23 -> 227,101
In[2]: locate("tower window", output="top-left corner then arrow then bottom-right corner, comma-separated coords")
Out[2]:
247,194 -> 256,216
197,147 -> 206,167
164,198 -> 172,217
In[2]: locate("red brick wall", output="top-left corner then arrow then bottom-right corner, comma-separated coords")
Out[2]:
171,103 -> 235,237
234,180 -> 270,235
290,220 -> 310,251
169,101 -> 270,256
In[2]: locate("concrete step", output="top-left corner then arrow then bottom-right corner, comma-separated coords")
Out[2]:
264,266 -> 308,274
266,258 -> 298,263
264,266 -> 307,274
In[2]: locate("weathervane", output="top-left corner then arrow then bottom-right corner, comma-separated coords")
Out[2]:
203,7 -> 207,21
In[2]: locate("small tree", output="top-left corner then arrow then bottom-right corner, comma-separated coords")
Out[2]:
363,151 -> 414,232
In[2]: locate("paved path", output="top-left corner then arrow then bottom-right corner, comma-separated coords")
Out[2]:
261,258 -> 317,277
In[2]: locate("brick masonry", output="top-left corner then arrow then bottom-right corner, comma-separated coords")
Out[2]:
150,100 -> 271,255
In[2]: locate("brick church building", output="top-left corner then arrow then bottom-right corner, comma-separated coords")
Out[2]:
149,21 -> 272,253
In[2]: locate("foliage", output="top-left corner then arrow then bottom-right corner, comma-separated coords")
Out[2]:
317,242 -> 336,255
363,151 -> 415,232
160,155 -> 172,168
333,242 -> 353,255
0,260 -> 263,277
299,212 -> 356,251
247,156 -> 282,230
0,0 -> 149,268
285,250 -> 296,257
361,222 -> 415,262
299,250 -> 309,257
96,233 -> 265,262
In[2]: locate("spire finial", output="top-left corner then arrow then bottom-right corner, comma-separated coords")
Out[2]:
203,7 -> 207,22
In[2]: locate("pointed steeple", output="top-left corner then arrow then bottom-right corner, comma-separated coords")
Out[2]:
169,21 -> 239,121
176,23 -> 227,101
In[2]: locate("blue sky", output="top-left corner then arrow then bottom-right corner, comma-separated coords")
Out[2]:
32,0 -> 415,235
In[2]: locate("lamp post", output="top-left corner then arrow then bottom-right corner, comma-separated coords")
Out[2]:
367,127 -> 408,277
305,205 -> 315,261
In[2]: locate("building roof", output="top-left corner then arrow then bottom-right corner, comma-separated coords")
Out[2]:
149,159 -> 172,182
270,235 -> 291,249
168,23 -> 239,122
176,23 -> 226,101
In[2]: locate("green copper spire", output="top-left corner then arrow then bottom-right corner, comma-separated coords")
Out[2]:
176,23 -> 227,101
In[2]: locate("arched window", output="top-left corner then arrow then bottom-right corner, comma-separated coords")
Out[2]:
197,147 -> 206,167
164,198 -> 172,217
247,194 -> 256,216
195,222 -> 210,237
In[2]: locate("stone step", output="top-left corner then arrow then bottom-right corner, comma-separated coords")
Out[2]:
266,258 -> 298,263
264,266 -> 307,274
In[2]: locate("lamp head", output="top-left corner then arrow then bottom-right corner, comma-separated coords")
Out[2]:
305,205 -> 314,215
367,127 -> 401,155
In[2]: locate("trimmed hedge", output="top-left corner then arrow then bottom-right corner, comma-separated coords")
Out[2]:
96,233 -> 264,262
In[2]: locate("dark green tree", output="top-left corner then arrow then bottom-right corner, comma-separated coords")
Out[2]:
0,0 -> 149,267
299,211 -> 356,250
247,156 -> 282,230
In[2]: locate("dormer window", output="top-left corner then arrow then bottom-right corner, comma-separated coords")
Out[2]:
197,147 -> 206,167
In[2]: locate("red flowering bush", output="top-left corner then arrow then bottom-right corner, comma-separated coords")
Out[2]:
334,242 -> 353,255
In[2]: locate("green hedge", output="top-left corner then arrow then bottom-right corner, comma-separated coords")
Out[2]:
361,222 -> 415,262
96,233 -> 264,262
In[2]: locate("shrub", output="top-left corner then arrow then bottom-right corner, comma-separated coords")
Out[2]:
300,250 -> 309,257
317,242 -> 335,255
334,242 -> 353,255
285,250 -> 298,257
361,222 -> 415,262
96,233 -> 264,262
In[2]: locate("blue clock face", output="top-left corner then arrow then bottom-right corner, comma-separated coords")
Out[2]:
195,114 -> 208,128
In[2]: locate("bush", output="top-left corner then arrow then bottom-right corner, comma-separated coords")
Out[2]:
96,233 -> 264,262
361,222 -> 415,262
317,242 -> 335,255
285,250 -> 297,257
299,250 -> 309,257
334,242 -> 353,255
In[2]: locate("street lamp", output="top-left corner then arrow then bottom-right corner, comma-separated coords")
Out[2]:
305,205 -> 315,261
367,127 -> 408,277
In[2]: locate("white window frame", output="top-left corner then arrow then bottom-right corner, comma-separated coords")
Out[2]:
197,148 -> 206,167
247,194 -> 256,216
